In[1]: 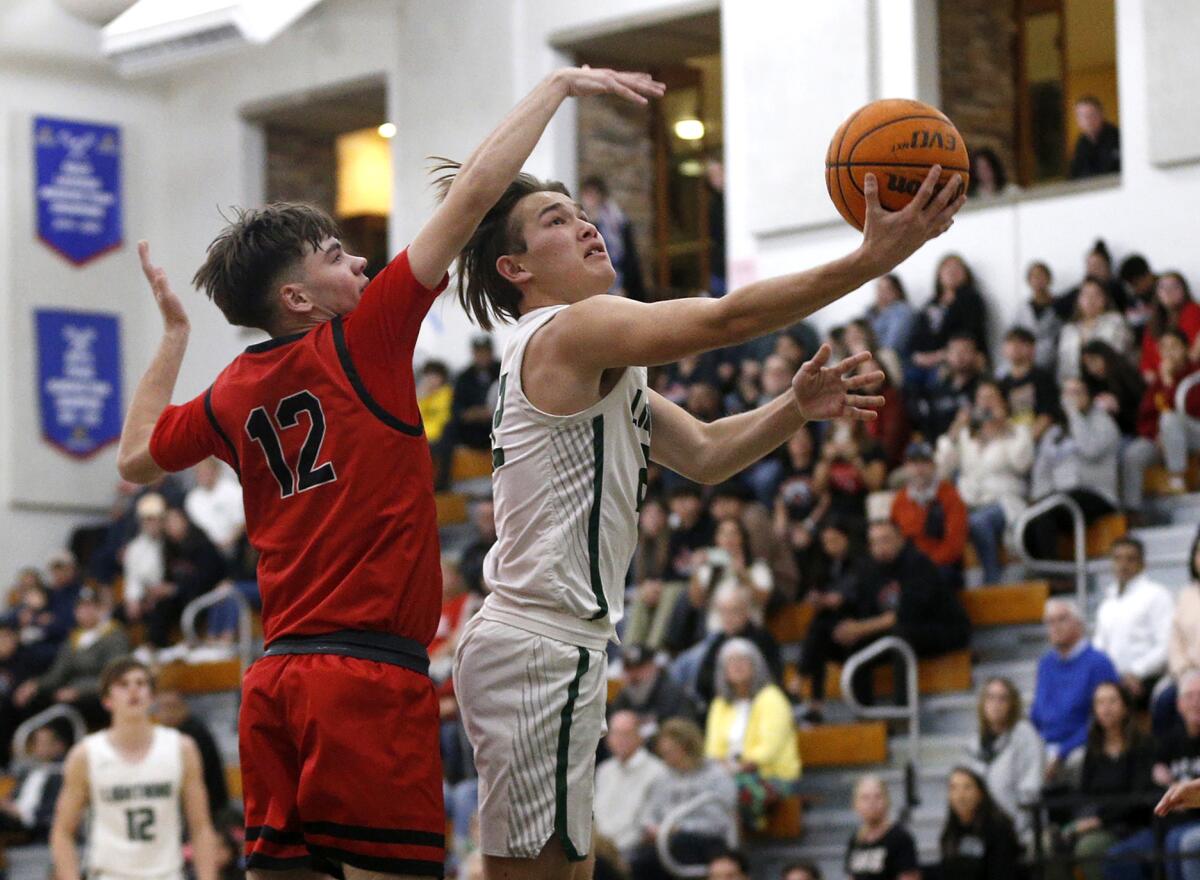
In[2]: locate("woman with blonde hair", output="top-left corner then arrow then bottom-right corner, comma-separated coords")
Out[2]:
845,775 -> 920,880
705,637 -> 800,829
964,676 -> 1043,843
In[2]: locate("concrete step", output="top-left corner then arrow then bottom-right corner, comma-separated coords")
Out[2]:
970,623 -> 1046,665
1149,492 -> 1200,526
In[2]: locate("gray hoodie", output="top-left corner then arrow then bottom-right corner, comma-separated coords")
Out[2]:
1031,405 -> 1120,506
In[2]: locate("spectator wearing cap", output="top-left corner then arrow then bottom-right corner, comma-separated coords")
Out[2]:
705,638 -> 800,830
595,709 -> 668,858
611,644 -> 701,735
449,335 -> 500,452
184,458 -> 245,557
1023,377 -> 1120,562
890,441 -> 968,590
11,587 -> 129,726
121,492 -> 167,624
997,326 -> 1059,440
43,551 -> 83,646
1068,95 -> 1120,180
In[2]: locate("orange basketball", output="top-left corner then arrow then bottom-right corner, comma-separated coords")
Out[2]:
825,98 -> 969,232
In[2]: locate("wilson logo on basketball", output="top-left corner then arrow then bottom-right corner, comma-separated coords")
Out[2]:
887,175 -> 922,195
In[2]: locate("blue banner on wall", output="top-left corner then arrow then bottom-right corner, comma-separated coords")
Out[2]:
34,116 -> 123,266
35,310 -> 123,459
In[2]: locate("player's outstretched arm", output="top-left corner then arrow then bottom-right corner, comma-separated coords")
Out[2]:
180,737 -> 219,880
547,167 -> 965,371
408,66 -> 664,289
49,744 -> 88,880
117,241 -> 189,484
649,347 -> 884,484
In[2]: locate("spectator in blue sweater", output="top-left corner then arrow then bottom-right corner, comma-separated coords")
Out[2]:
1030,598 -> 1120,782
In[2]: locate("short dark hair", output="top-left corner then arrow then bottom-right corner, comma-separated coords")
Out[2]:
1004,326 -> 1036,345
99,656 -> 154,699
1119,254 -> 1151,283
193,203 -> 340,332
421,360 -> 450,381
781,861 -> 823,880
579,175 -> 609,197
1112,536 -> 1145,562
947,331 -> 978,348
709,850 -> 749,874
1027,260 -> 1052,282
1077,94 -> 1104,111
433,159 -> 570,332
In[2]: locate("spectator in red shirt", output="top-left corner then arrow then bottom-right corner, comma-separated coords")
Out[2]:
890,441 -> 968,589
1141,272 -> 1200,381
1123,329 -> 1200,506
429,558 -> 478,683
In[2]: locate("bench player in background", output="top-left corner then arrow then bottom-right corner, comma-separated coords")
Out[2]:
50,657 -> 217,880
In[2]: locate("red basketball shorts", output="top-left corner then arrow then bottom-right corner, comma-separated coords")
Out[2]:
239,653 -> 444,876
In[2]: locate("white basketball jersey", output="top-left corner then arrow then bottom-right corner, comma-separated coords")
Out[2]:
480,305 -> 652,649
85,726 -> 184,880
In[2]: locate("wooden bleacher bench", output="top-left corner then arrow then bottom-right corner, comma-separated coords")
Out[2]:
157,659 -> 241,694
755,793 -> 804,840
961,581 -> 1048,627
1144,454 -> 1200,495
451,448 -> 492,483
435,492 -> 469,527
225,765 -> 242,800
768,602 -> 814,644
0,776 -> 15,800
799,721 -> 887,768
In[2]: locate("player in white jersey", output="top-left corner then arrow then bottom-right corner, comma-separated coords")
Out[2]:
444,66 -> 965,880
50,657 -> 217,880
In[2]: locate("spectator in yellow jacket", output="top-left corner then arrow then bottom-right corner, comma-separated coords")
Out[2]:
418,360 -> 455,489
705,637 -> 800,829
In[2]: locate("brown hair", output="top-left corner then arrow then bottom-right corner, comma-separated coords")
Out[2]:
977,676 -> 1022,734
192,203 -> 340,333
432,159 -> 570,331
658,717 -> 705,765
99,656 -> 154,699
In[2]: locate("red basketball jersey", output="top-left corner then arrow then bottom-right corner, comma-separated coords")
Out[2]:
150,249 -> 446,646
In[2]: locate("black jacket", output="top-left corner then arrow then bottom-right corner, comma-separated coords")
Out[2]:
857,542 -> 971,655
1070,123 -> 1121,179
940,807 -> 1021,880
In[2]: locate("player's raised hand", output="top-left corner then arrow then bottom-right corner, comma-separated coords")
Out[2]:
791,346 -> 886,422
138,240 -> 189,334
1156,779 -> 1200,816
859,166 -> 967,275
555,66 -> 666,105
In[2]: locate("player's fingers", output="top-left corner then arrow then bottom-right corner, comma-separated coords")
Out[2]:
846,395 -> 886,410
845,370 -> 886,390
863,174 -> 881,215
612,81 -> 648,104
834,350 -> 873,375
137,240 -> 157,281
930,173 -> 963,213
804,343 -> 832,372
909,165 -> 942,213
845,407 -> 880,422
935,191 -> 968,226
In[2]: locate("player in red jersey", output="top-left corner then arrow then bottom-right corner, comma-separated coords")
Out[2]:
115,68 -> 664,880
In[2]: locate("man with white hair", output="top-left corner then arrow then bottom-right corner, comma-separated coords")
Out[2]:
1029,597 -> 1119,778
594,709 -> 667,859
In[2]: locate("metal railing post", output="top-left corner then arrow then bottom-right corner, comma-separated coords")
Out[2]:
839,636 -> 921,809
654,789 -> 740,878
11,704 -> 87,767
1012,492 -> 1090,610
180,584 -> 254,675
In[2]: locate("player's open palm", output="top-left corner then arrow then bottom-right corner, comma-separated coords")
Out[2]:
138,240 -> 189,334
791,346 -> 885,422
557,66 -> 666,105
861,165 -> 966,274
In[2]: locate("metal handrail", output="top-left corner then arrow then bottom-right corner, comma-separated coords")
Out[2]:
1012,492 -> 1090,610
839,636 -> 921,810
654,787 -> 740,878
11,704 -> 86,767
180,582 -> 254,673
1175,370 -> 1200,422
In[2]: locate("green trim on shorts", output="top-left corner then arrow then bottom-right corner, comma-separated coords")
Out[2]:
554,647 -> 591,862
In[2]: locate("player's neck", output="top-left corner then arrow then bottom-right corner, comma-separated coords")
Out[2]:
108,715 -> 155,747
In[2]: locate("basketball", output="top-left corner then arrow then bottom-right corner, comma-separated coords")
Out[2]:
825,98 -> 970,231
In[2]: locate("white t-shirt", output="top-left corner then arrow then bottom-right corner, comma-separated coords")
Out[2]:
184,479 -> 245,549
123,535 -> 164,605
